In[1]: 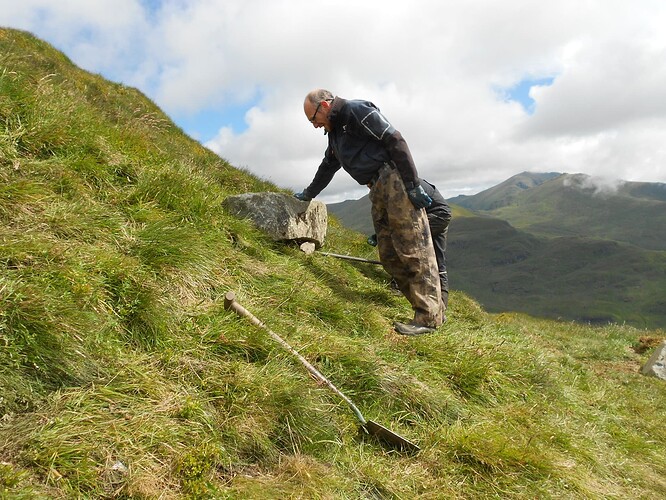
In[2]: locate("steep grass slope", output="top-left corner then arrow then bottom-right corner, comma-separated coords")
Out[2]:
1,29 -> 666,499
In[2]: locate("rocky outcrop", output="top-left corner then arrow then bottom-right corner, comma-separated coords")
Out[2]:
223,192 -> 327,249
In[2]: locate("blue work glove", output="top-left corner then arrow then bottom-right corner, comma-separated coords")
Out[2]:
367,234 -> 377,246
406,184 -> 433,209
294,191 -> 312,202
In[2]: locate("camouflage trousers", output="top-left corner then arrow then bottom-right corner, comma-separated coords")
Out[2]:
369,165 -> 443,327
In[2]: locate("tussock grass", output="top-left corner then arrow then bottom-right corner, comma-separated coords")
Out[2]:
2,28 -> 666,498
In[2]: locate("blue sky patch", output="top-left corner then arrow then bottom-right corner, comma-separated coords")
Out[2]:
174,100 -> 256,142
497,76 -> 555,114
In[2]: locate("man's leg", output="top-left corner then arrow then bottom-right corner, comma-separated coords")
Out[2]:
370,167 -> 442,328
428,212 -> 450,311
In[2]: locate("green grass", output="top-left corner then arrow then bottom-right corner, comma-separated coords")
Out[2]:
1,27 -> 666,499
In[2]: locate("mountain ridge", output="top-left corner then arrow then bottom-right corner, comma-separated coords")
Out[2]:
448,171 -> 562,210
468,172 -> 666,250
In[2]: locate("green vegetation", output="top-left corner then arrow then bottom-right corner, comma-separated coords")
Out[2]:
447,172 -> 666,330
448,216 -> 666,329
1,28 -> 665,498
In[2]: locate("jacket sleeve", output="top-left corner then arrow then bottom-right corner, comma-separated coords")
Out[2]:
303,147 -> 341,199
352,101 -> 420,187
382,130 -> 419,188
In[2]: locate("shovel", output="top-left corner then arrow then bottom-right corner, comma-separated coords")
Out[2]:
223,291 -> 420,454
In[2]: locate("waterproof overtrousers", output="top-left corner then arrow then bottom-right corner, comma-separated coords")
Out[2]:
369,165 -> 442,327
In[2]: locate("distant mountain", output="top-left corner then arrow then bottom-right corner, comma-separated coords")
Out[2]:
327,195 -> 471,236
327,172 -> 666,329
327,196 -> 373,235
448,171 -> 562,211
453,172 -> 666,251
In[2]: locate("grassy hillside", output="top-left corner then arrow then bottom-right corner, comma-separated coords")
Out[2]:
2,28 -> 666,499
448,216 -> 666,329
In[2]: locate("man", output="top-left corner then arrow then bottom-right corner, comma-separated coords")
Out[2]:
294,89 -> 443,335
368,178 -> 452,317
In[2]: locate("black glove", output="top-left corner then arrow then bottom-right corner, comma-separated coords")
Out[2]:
367,234 -> 377,246
294,191 -> 312,202
406,184 -> 433,209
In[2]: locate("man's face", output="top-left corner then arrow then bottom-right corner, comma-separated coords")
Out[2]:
304,99 -> 331,132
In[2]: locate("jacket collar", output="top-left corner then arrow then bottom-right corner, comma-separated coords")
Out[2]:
328,97 -> 346,127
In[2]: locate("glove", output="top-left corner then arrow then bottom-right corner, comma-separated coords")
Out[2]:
294,191 -> 312,202
406,184 -> 433,209
367,234 -> 377,246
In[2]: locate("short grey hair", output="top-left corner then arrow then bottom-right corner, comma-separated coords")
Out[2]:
305,88 -> 334,105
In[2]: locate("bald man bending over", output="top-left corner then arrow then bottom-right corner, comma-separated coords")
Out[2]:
295,89 -> 444,335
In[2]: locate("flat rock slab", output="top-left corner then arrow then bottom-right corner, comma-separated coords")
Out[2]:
223,192 -> 327,248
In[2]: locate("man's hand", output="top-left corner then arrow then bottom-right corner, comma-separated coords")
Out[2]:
407,185 -> 433,209
294,191 -> 312,202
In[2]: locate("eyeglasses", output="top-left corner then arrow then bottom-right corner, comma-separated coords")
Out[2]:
309,99 -> 332,123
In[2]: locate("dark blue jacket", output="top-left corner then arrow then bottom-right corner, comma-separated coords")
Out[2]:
304,98 -> 420,198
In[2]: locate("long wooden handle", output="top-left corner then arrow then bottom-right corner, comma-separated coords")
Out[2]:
320,252 -> 382,265
223,291 -> 367,424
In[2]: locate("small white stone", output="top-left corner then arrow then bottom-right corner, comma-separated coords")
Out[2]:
111,461 -> 128,473
300,242 -> 316,254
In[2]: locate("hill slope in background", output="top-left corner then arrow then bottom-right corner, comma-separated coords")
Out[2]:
448,216 -> 666,328
448,171 -> 562,211
329,173 -> 666,329
327,194 -> 472,236
2,29 -> 665,499
451,171 -> 666,251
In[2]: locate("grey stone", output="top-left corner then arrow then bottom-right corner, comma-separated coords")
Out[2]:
300,242 -> 316,254
223,192 -> 327,248
641,340 -> 666,381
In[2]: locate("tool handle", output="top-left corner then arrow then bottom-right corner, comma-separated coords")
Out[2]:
320,252 -> 382,265
223,291 -> 367,425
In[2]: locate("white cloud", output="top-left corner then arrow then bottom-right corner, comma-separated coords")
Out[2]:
562,173 -> 626,196
2,0 -> 666,202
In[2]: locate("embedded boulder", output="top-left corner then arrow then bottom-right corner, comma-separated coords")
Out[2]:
223,192 -> 327,249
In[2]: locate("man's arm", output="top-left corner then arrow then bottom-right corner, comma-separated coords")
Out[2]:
382,130 -> 419,188
383,131 -> 432,209
353,102 -> 419,187
352,100 -> 430,208
296,149 -> 341,200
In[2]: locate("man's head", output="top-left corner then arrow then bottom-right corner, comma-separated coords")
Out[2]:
304,89 -> 334,132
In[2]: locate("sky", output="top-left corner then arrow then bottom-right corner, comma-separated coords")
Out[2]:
2,0 -> 666,203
